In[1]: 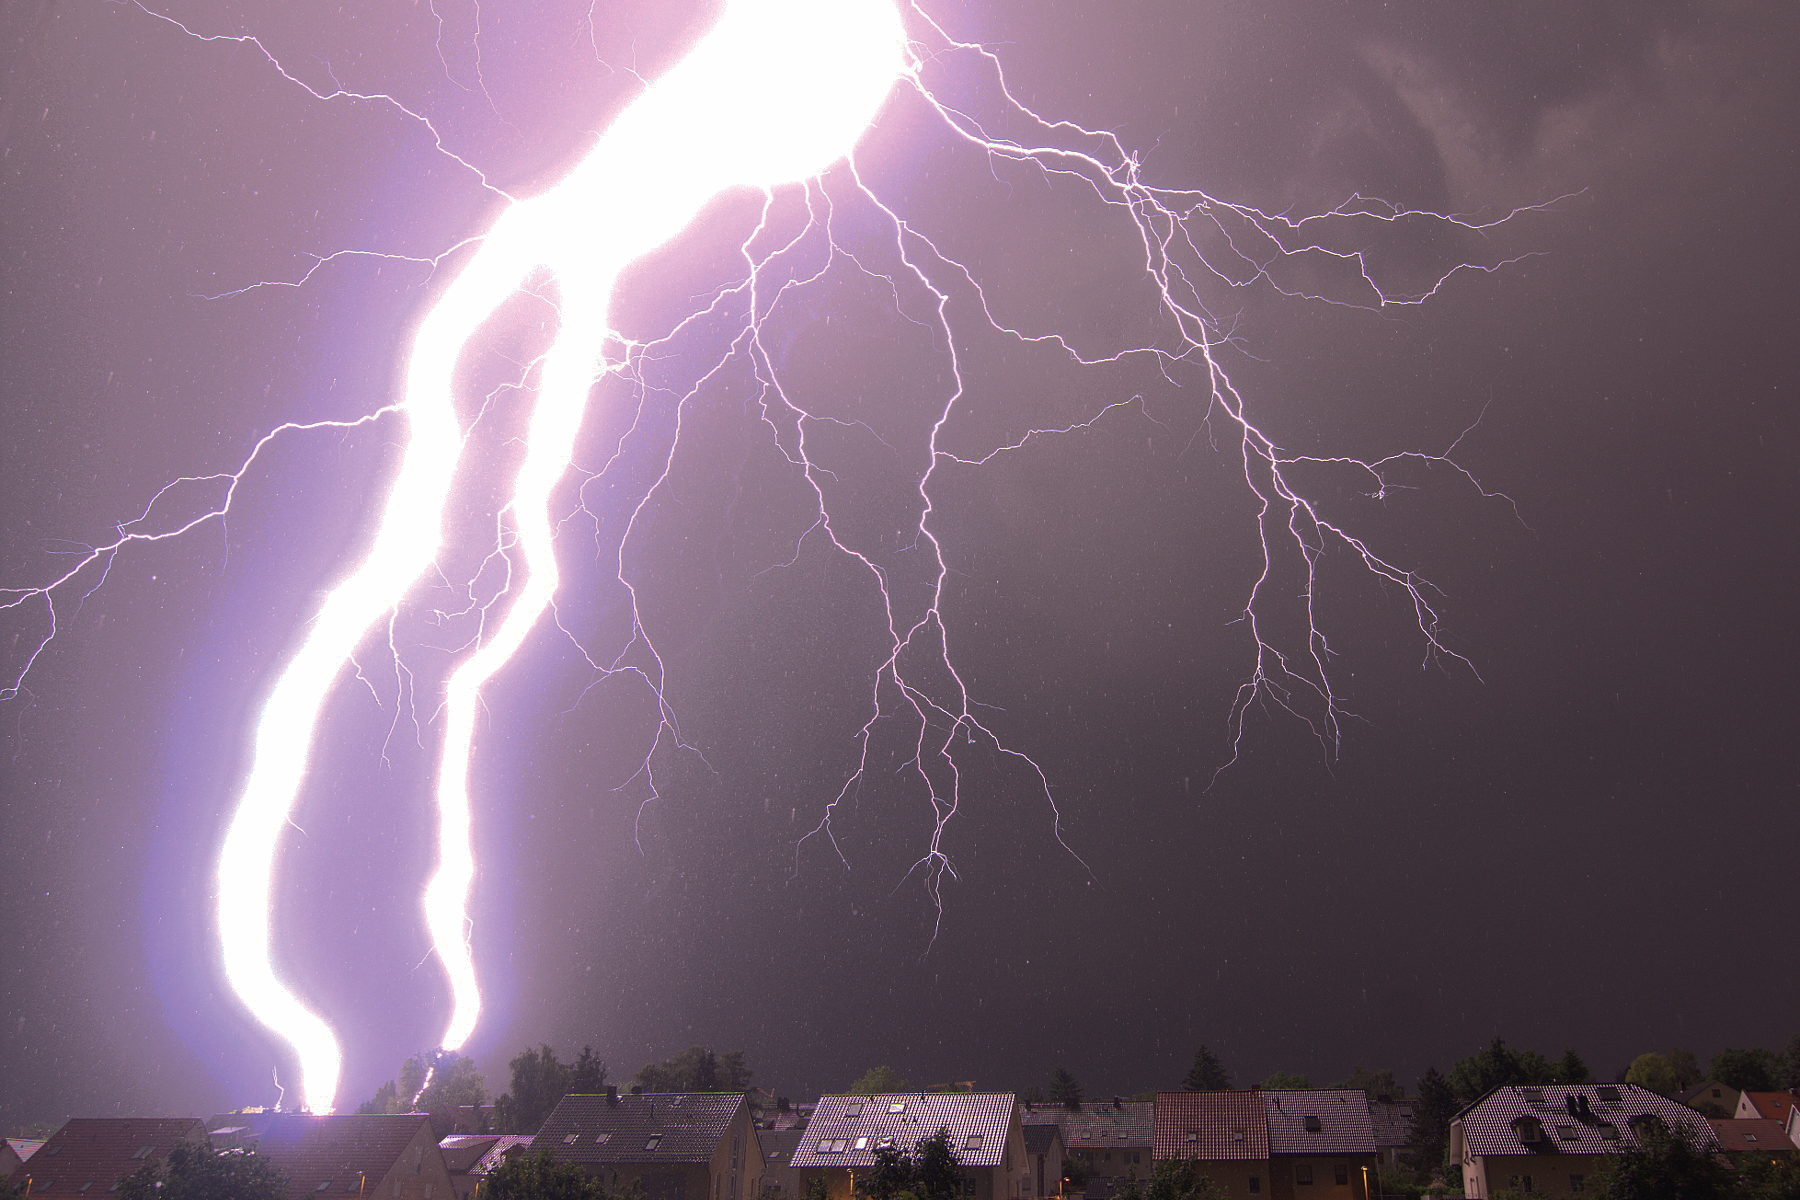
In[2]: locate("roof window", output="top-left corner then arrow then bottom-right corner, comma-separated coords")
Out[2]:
1520,1090 -> 1544,1103
1596,1088 -> 1620,1103
594,1134 -> 611,1145
1303,1117 -> 1322,1133
1556,1127 -> 1580,1141
844,1103 -> 863,1118
888,1104 -> 906,1115
1597,1125 -> 1619,1141
564,1135 -> 581,1146
964,1136 -> 983,1151
645,1136 -> 662,1151
130,1148 -> 156,1161
854,1139 -> 869,1151
1745,1135 -> 1759,1143
1231,1130 -> 1245,1143
79,1183 -> 93,1194
317,1183 -> 334,1193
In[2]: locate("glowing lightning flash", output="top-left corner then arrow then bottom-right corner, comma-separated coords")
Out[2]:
218,0 -> 908,1114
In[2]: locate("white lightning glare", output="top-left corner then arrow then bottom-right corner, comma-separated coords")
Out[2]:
217,0 -> 907,1114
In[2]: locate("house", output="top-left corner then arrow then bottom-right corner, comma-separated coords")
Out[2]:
1707,1119 -> 1795,1161
5,1118 -> 210,1198
1152,1090 -> 1271,1200
532,1091 -> 762,1200
788,1093 -> 1029,1200
1028,1100 -> 1152,1187
1366,1099 -> 1414,1170
256,1113 -> 456,1200
1737,1091 -> 1800,1125
1450,1083 -> 1719,1199
1680,1082 -> 1742,1119
1260,1091 -> 1377,1200
1021,1122 -> 1064,1199
439,1134 -> 534,1200
757,1127 -> 806,1200
1,1140 -> 44,1179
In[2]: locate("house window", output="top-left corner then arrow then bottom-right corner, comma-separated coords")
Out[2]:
317,1183 -> 334,1194
1334,1166 -> 1347,1186
1570,1175 -> 1585,1193
1248,1179 -> 1260,1196
1304,1118 -> 1322,1134
855,1138 -> 869,1151
564,1136 -> 581,1146
646,1137 -> 663,1152
964,1137 -> 983,1152
889,1104 -> 907,1115
845,1103 -> 864,1118
1295,1166 -> 1313,1186
131,1148 -> 156,1162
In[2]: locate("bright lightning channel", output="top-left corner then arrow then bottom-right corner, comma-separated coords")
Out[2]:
218,0 -> 908,1115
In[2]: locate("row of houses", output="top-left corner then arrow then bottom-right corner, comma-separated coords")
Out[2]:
8,1084 -> 1797,1200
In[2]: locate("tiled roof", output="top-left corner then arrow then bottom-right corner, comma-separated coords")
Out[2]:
789,1094 -> 1018,1169
471,1137 -> 533,1176
6,1140 -> 46,1163
534,1093 -> 748,1166
257,1114 -> 434,1200
1026,1103 -> 1153,1150
1023,1126 -> 1060,1156
1742,1093 -> 1800,1124
10,1118 -> 209,1197
439,1137 -> 503,1174
1262,1092 -> 1376,1156
1367,1100 -> 1415,1150
1708,1119 -> 1795,1154
1153,1092 -> 1268,1162
759,1129 -> 804,1166
1456,1085 -> 1718,1158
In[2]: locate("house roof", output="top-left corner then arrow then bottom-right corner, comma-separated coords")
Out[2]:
6,1140 -> 46,1164
1152,1092 -> 1268,1162
1023,1126 -> 1061,1156
256,1113 -> 436,1200
1367,1100 -> 1415,1150
1681,1082 -> 1740,1107
759,1128 -> 804,1166
438,1137 -> 503,1174
1707,1119 -> 1795,1154
471,1137 -> 533,1176
1742,1093 -> 1800,1124
533,1093 -> 749,1167
1024,1102 -> 1152,1150
788,1094 -> 1018,1169
10,1118 -> 209,1197
1455,1084 -> 1718,1159
1261,1092 -> 1376,1157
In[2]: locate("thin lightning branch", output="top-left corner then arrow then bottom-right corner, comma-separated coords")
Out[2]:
2,0 -> 1555,1114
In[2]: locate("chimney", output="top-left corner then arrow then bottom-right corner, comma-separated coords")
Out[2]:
607,1086 -> 619,1107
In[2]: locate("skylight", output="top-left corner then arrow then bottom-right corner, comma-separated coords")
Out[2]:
317,1182 -> 334,1193
844,1103 -> 863,1118
964,1136 -> 982,1151
1596,1088 -> 1620,1103
1303,1117 -> 1321,1133
645,1136 -> 663,1151
1520,1090 -> 1544,1103
888,1103 -> 906,1114
564,1135 -> 581,1146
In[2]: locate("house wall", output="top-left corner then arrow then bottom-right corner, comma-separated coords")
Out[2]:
1465,1153 -> 1604,1199
1269,1156 -> 1371,1200
1179,1161 -> 1271,1200
1064,1144 -> 1150,1181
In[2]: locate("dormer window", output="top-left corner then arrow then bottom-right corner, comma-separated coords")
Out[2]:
1513,1117 -> 1545,1145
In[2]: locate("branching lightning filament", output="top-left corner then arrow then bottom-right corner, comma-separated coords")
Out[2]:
0,0 -> 1562,1115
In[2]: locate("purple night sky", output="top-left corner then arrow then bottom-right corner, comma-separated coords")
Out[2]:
2,0 -> 1794,1126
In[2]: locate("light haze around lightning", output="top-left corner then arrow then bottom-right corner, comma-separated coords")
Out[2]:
216,0 -> 909,1115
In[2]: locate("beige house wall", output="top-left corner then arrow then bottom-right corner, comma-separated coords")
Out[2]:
1463,1153 -> 1604,1199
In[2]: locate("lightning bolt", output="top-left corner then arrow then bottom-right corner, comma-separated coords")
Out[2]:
0,1 -> 1564,1115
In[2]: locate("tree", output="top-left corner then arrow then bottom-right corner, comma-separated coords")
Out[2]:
571,1047 -> 610,1094
1554,1050 -> 1591,1085
850,1066 -> 912,1095
1710,1047 -> 1776,1092
1403,1068 -> 1456,1181
1258,1073 -> 1309,1091
420,1052 -> 488,1110
1340,1067 -> 1404,1100
358,1079 -> 403,1115
1115,1161 -> 1227,1200
632,1045 -> 749,1093
1591,1117 -> 1731,1200
117,1142 -> 288,1200
1777,1034 -> 1800,1090
1665,1048 -> 1702,1092
853,1129 -> 961,1200
496,1045 -> 575,1134
1624,1053 -> 1679,1097
1049,1066 -> 1083,1109
1182,1047 -> 1230,1091
484,1151 -> 642,1200
1446,1039 -> 1556,1105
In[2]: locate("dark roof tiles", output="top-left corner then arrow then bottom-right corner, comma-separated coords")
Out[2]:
533,1094 -> 749,1166
9,1119 -> 209,1197
1028,1104 -> 1153,1149
1457,1085 -> 1718,1158
256,1114 -> 437,1200
1261,1092 -> 1376,1157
